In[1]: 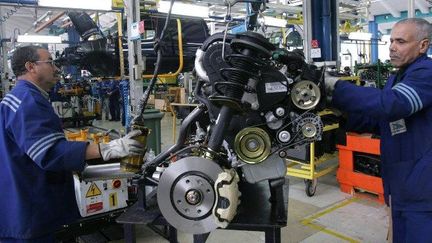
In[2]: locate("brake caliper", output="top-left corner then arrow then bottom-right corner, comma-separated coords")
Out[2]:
212,169 -> 241,228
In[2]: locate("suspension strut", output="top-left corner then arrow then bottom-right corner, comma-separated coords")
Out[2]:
207,32 -> 275,153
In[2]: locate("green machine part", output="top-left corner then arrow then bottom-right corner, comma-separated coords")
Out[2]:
143,109 -> 165,155
354,59 -> 393,89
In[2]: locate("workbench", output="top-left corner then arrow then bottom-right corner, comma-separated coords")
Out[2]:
117,178 -> 289,243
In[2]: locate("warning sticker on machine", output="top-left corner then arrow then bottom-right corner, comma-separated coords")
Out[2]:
265,82 -> 288,93
86,202 -> 103,214
86,183 -> 102,198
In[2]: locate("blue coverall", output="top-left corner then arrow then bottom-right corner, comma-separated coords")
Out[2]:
332,54 -> 432,242
99,81 -> 110,120
107,80 -> 120,121
0,80 -> 87,241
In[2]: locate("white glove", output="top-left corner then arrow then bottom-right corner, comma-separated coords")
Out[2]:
99,130 -> 145,161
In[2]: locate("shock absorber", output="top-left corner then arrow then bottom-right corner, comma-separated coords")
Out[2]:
207,32 -> 275,153
209,32 -> 275,110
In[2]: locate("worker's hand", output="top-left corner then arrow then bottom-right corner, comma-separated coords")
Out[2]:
99,130 -> 145,161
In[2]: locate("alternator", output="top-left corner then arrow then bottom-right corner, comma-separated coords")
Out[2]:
294,113 -> 323,142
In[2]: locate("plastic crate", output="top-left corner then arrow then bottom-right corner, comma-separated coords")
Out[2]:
336,133 -> 384,203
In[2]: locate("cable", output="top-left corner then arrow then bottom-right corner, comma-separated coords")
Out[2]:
133,0 -> 175,124
221,3 -> 232,62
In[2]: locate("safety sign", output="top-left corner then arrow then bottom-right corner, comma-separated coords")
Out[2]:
86,183 -> 102,198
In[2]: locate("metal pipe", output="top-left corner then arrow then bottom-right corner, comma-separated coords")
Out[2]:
194,80 -> 217,123
150,105 -> 206,166
207,105 -> 233,152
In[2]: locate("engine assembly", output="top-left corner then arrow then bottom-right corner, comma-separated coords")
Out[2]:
138,31 -> 326,235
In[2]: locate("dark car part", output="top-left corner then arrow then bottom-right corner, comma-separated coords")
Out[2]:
55,12 -> 119,77
122,14 -> 210,75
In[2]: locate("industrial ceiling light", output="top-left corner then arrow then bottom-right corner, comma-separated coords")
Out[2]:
38,0 -> 112,11
158,1 -> 209,18
348,32 -> 372,41
17,35 -> 62,44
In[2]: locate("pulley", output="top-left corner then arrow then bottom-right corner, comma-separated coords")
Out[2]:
295,113 -> 323,141
234,127 -> 271,164
291,80 -> 321,110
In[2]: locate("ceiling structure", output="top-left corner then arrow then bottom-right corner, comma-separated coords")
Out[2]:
339,0 -> 432,33
0,5 -> 117,50
0,0 -> 431,49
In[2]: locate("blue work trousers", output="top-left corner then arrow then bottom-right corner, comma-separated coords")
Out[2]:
392,209 -> 432,243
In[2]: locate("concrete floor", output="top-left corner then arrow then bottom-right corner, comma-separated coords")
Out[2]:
92,113 -> 390,243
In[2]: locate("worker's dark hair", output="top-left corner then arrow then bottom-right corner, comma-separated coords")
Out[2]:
11,45 -> 45,77
396,18 -> 432,41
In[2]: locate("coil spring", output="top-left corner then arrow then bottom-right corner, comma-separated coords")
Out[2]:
212,32 -> 275,108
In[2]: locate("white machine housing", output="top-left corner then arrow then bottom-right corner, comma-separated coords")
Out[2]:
74,175 -> 128,217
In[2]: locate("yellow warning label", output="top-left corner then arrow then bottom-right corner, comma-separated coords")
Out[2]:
112,0 -> 124,8
86,183 -> 102,198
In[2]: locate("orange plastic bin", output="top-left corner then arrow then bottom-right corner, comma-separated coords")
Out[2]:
337,133 -> 384,203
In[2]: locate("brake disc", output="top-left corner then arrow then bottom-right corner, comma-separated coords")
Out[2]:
157,156 -> 223,234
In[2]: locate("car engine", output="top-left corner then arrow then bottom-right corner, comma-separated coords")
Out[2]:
141,31 -> 327,234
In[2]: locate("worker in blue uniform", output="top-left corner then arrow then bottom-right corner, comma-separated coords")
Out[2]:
326,18 -> 432,242
0,45 -> 146,242
107,80 -> 121,121
101,80 -> 111,120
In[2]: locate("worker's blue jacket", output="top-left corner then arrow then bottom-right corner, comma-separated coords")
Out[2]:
332,54 -> 432,211
0,80 -> 87,239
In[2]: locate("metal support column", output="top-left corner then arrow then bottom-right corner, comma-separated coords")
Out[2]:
303,0 -> 312,63
117,12 -> 125,78
321,0 -> 332,61
369,20 -> 378,64
126,0 -> 144,123
309,0 -> 338,63
0,7 -> 9,96
408,0 -> 415,18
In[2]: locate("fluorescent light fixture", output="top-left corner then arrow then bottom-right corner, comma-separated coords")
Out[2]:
38,0 -> 112,11
17,35 -> 62,44
158,1 -> 209,18
348,32 -> 372,41
262,16 -> 287,28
